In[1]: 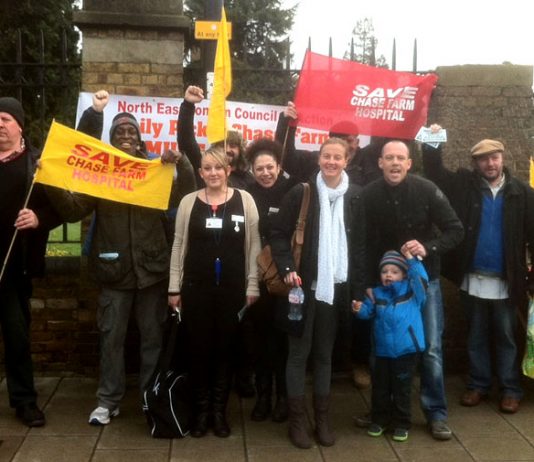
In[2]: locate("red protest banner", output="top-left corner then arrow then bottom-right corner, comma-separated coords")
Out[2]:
293,50 -> 438,139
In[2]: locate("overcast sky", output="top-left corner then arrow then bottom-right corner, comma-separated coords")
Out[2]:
282,0 -> 534,72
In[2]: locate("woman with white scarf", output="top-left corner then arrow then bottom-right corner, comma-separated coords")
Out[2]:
270,138 -> 366,449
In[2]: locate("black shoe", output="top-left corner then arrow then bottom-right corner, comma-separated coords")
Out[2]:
251,392 -> 272,421
235,377 -> 255,398
16,403 -> 45,427
272,394 -> 288,423
213,412 -> 230,438
190,412 -> 209,438
352,411 -> 371,428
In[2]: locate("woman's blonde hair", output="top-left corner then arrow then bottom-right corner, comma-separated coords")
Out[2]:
320,137 -> 350,158
202,145 -> 229,169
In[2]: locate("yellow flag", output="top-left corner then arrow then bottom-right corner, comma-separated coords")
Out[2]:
530,157 -> 534,188
207,7 -> 232,144
35,121 -> 175,210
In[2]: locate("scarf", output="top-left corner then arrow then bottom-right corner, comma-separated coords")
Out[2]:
315,171 -> 349,304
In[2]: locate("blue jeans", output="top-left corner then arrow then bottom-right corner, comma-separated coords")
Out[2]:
420,279 -> 448,422
460,291 -> 523,399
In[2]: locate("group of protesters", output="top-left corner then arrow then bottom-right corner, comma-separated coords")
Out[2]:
0,87 -> 533,449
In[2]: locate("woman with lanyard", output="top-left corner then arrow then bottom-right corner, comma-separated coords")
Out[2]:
245,138 -> 299,424
270,138 -> 366,449
168,146 -> 261,438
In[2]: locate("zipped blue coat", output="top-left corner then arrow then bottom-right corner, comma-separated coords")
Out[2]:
356,258 -> 428,358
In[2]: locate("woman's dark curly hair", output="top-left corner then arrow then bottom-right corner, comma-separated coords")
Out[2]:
245,138 -> 283,166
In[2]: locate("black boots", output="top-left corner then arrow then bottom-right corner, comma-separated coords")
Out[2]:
235,368 -> 255,398
190,388 -> 210,438
272,377 -> 288,422
190,412 -> 209,438
313,394 -> 335,446
251,376 -> 272,421
212,376 -> 231,438
272,393 -> 288,422
190,379 -> 232,438
287,396 -> 312,449
251,374 -> 288,423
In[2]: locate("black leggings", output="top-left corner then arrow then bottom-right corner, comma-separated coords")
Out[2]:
181,281 -> 245,395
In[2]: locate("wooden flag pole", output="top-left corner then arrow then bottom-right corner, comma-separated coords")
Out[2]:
0,177 -> 37,285
279,125 -> 290,169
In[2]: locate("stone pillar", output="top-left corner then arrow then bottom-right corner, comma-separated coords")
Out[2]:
74,0 -> 190,97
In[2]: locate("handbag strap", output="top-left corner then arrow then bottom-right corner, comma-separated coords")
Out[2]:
292,183 -> 311,271
295,183 -> 310,245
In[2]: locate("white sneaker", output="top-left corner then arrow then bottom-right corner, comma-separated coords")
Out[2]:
88,406 -> 119,425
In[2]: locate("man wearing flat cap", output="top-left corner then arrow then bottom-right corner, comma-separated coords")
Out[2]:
0,96 -> 62,427
423,131 -> 534,415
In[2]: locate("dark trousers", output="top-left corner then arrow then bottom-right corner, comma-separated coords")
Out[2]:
0,276 -> 37,408
181,280 -> 245,410
249,288 -> 288,393
371,354 -> 418,429
351,317 -> 372,366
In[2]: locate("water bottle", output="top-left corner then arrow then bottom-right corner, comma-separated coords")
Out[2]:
288,286 -> 304,321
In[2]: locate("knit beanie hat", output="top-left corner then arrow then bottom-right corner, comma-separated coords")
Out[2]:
109,112 -> 141,140
379,250 -> 408,272
0,97 -> 25,129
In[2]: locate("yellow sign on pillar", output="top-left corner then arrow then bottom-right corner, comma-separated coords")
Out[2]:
194,20 -> 233,40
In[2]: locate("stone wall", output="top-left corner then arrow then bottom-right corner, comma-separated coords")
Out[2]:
426,65 -> 534,181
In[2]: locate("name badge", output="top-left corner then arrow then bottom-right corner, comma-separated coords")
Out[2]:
206,218 -> 223,229
268,207 -> 279,215
231,214 -> 244,233
231,215 -> 245,223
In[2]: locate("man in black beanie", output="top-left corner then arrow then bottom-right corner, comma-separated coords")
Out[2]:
0,96 -> 62,427
48,90 -> 197,426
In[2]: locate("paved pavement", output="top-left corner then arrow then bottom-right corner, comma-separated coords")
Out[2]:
2,373 -> 534,461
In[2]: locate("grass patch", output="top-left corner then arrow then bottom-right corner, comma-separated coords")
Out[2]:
46,222 -> 82,257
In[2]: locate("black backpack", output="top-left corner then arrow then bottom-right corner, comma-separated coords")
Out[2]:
142,311 -> 191,438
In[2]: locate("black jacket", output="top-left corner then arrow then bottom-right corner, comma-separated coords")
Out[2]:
3,140 -> 63,279
247,174 -> 299,246
270,178 -> 366,310
422,144 -> 534,306
363,174 -> 464,285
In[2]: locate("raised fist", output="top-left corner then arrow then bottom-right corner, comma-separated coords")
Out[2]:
92,90 -> 110,112
184,86 -> 204,104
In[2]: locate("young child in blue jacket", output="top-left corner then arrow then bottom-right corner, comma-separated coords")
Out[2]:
353,249 -> 428,442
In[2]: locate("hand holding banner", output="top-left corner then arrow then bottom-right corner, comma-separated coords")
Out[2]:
293,50 -> 438,139
35,121 -> 175,210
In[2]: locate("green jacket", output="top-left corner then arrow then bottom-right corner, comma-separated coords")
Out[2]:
49,107 -> 197,289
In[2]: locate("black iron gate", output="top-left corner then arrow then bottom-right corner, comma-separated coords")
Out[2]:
0,28 -> 81,247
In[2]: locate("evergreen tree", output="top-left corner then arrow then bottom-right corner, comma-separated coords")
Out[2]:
0,0 -> 81,146
344,18 -> 388,68
184,0 -> 296,104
